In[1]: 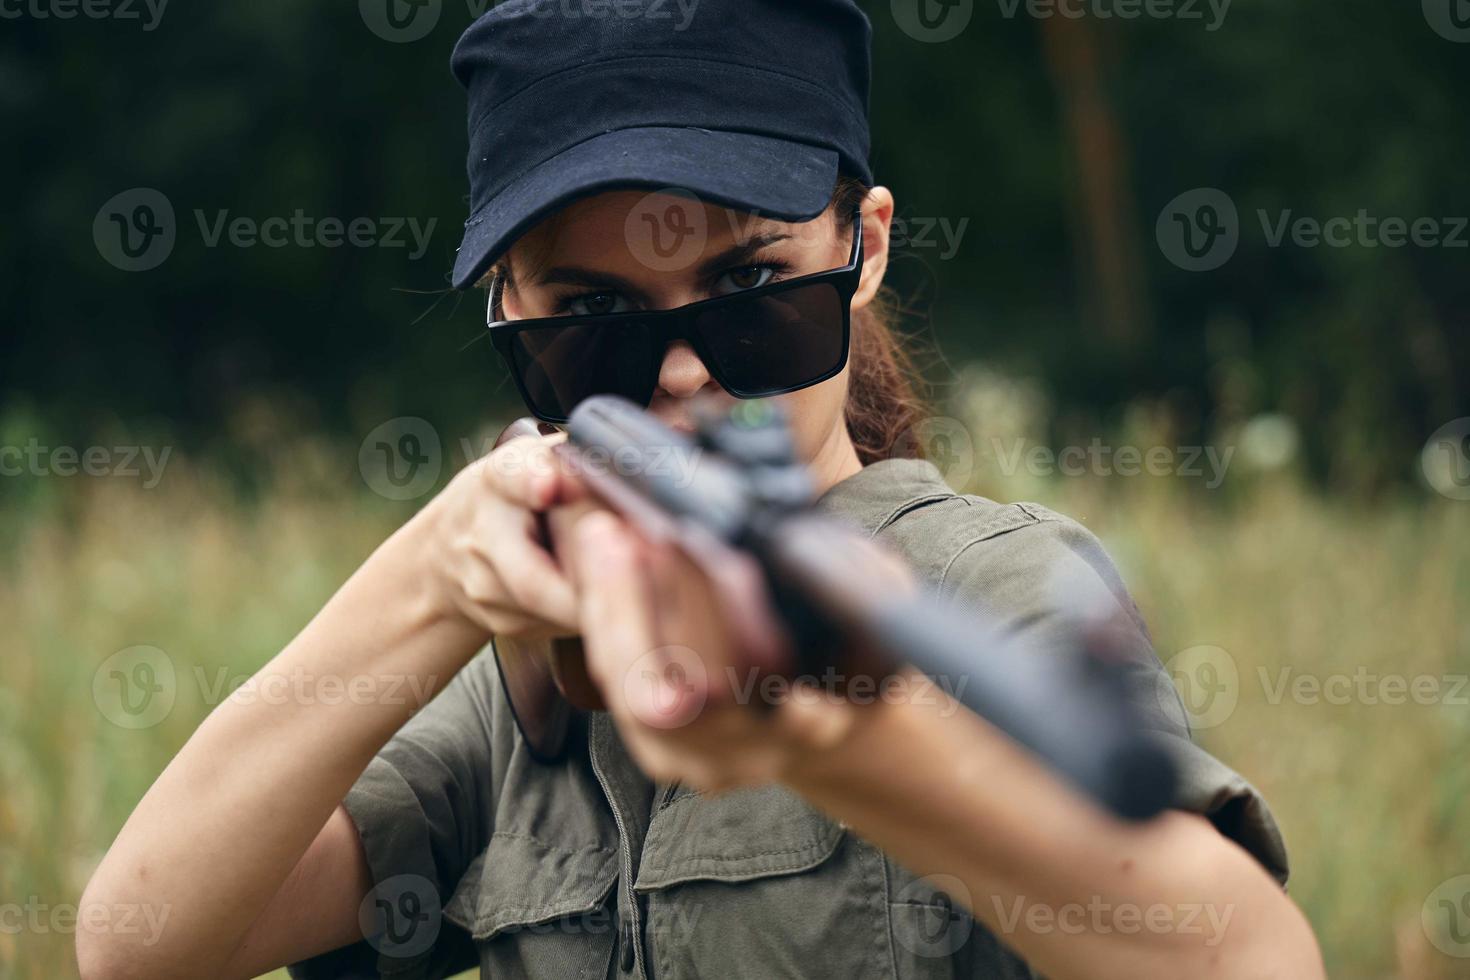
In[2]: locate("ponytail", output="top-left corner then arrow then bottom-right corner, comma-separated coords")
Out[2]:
831,177 -> 933,466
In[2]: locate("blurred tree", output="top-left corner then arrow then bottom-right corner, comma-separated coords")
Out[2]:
1039,13 -> 1151,349
0,0 -> 1465,491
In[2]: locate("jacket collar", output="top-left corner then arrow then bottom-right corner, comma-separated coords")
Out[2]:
813,458 -> 953,537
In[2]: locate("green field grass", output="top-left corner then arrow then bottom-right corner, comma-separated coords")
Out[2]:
2,419 -> 1467,979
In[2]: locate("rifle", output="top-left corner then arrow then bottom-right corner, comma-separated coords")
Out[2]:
491,395 -> 1178,821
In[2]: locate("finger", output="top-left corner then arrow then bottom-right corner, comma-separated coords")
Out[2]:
574,513 -> 652,688
645,539 -> 701,648
575,514 -> 704,730
543,498 -> 606,586
482,434 -> 582,510
487,506 -> 580,629
773,676 -> 859,757
644,539 -> 720,707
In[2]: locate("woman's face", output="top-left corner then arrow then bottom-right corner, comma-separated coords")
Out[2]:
497,188 -> 894,488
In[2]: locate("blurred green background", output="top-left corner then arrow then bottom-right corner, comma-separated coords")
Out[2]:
2,0 -> 1468,977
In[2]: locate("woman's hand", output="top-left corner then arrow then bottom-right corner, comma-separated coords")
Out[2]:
80,431 -> 605,980
566,511 -> 1325,980
425,431 -> 591,640
568,509 -> 877,790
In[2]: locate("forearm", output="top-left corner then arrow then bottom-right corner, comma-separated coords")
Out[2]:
783,674 -> 1323,980
81,504 -> 486,977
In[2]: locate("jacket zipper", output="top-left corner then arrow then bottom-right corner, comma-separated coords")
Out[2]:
590,724 -> 642,976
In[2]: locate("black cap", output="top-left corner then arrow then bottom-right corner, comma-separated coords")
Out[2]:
448,0 -> 874,289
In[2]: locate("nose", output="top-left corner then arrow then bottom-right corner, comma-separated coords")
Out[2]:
655,340 -> 715,400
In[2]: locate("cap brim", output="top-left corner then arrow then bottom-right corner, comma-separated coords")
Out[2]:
451,126 -> 839,289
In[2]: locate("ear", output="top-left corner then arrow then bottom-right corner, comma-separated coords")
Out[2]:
850,185 -> 895,313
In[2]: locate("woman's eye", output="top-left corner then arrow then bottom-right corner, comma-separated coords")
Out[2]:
565,292 -> 629,316
714,265 -> 775,295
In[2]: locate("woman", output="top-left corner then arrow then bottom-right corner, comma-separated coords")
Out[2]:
79,1 -> 1324,977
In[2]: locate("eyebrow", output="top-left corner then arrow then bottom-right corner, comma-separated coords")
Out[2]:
530,266 -> 646,295
694,231 -> 793,277
526,230 -> 795,294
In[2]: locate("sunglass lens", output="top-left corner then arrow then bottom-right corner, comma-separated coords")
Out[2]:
694,282 -> 848,397
511,320 -> 658,420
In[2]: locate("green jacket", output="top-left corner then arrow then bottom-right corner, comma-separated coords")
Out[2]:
291,458 -> 1286,979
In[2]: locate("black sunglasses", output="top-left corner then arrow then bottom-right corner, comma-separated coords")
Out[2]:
486,213 -> 865,423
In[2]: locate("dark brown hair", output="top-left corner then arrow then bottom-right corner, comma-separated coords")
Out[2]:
830,177 -> 932,466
